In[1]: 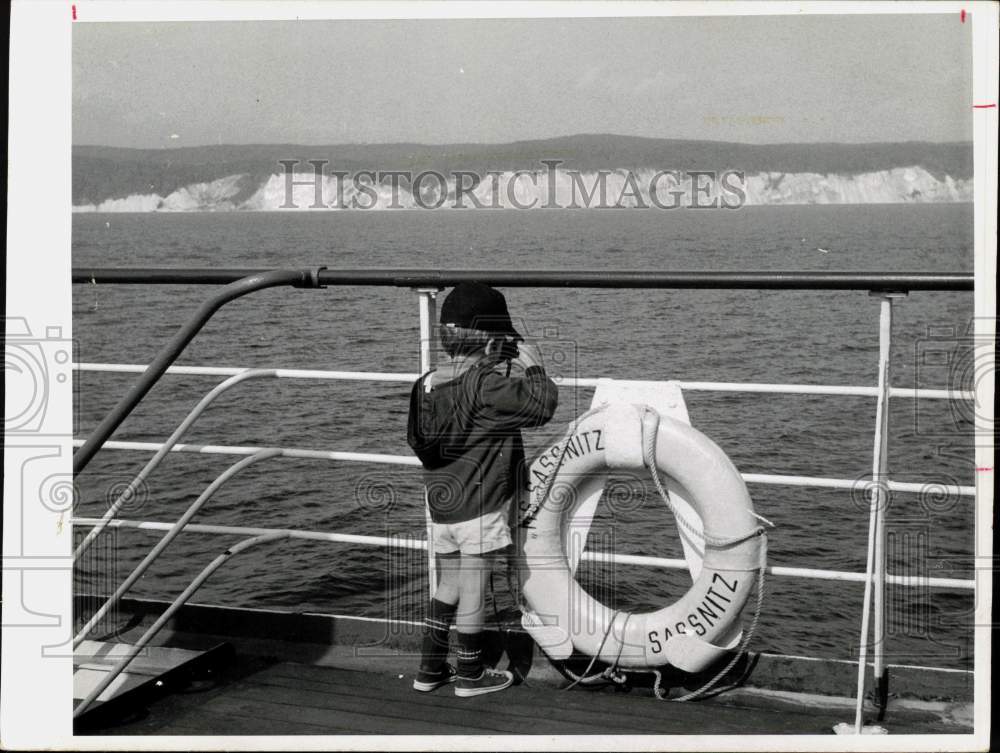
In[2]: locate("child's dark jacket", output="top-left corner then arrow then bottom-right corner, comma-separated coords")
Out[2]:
407,359 -> 559,524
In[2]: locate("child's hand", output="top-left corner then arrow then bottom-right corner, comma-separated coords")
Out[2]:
515,340 -> 543,370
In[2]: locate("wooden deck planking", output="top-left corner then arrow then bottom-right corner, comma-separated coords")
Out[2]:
204,692 -> 499,735
227,682 -> 624,735
255,662 -> 856,733
249,667 -> 719,733
192,664 -> 840,735
160,708 -> 356,736
83,660 -> 968,736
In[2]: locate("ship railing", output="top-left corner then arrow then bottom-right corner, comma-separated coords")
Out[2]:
69,268 -> 979,730
68,363 -> 976,567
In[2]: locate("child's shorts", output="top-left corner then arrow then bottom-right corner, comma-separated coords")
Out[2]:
432,506 -> 512,556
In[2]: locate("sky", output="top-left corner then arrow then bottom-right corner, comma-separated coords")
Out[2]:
72,14 -> 973,147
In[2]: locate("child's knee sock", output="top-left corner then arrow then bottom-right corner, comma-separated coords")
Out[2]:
456,631 -> 484,679
420,598 -> 457,671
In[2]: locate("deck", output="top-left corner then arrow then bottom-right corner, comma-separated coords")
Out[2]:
80,655 -> 972,736
73,599 -> 974,737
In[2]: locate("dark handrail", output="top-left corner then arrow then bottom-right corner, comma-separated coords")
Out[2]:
73,269 -> 326,475
73,268 -> 974,291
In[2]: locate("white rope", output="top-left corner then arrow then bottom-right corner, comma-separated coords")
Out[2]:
562,610 -> 623,690
640,405 -> 767,548
665,537 -> 768,702
636,404 -> 770,701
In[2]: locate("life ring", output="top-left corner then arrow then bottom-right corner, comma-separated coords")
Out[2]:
516,403 -> 765,673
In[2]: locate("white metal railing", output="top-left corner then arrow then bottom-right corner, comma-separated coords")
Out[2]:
71,288 -> 978,731
75,361 -> 975,400
68,436 -> 977,499
71,363 -> 977,504
69,517 -> 976,591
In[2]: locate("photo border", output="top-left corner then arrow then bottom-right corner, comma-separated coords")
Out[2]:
4,1 -> 996,750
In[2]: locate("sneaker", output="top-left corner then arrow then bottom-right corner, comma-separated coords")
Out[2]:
412,663 -> 457,692
454,668 -> 514,698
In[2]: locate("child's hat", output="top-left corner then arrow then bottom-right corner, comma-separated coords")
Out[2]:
440,282 -> 522,339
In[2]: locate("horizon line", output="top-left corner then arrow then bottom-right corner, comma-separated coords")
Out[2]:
72,133 -> 975,151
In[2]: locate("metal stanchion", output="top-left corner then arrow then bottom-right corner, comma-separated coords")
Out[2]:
416,287 -> 441,597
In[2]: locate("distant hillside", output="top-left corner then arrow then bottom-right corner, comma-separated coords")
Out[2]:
72,135 -> 973,210
72,135 -> 972,206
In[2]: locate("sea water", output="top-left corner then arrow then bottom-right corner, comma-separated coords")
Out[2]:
72,204 -> 976,669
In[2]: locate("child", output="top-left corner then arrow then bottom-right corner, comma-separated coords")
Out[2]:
407,281 -> 559,697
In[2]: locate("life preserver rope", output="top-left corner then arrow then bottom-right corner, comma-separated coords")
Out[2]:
556,536 -> 767,701
515,402 -> 770,693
